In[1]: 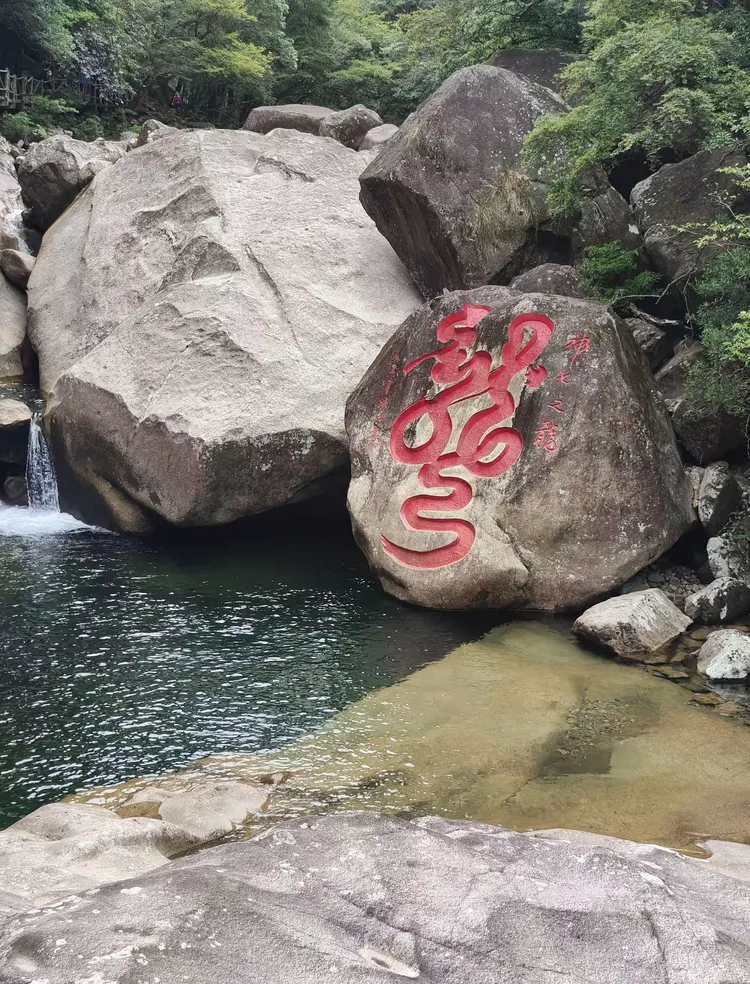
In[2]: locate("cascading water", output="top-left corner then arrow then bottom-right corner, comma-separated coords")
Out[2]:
25,414 -> 60,512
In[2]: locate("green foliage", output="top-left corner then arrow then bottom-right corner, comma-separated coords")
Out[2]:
526,0 -> 750,219
577,242 -> 661,310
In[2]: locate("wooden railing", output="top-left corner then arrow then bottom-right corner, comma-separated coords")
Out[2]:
0,69 -> 108,110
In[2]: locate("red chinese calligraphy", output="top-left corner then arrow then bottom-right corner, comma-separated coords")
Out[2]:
547,399 -> 565,414
556,371 -> 570,385
534,420 -> 558,452
383,305 -> 555,569
565,332 -> 591,365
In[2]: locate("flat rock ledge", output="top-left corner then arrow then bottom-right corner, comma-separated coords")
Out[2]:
1,812 -> 750,983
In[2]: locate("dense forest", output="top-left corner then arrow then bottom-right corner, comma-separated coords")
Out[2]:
1,0 -> 750,412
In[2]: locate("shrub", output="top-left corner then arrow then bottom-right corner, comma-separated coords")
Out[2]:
577,243 -> 661,311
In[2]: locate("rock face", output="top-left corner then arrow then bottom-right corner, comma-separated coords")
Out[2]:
708,530 -> 750,583
654,341 -> 704,407
685,577 -> 750,624
0,248 -> 33,288
0,273 -> 26,380
243,103 -> 333,135
135,118 -> 176,147
28,128 -> 420,531
623,317 -> 672,370
359,64 -> 637,299
487,47 -> 582,93
346,288 -> 694,610
672,399 -> 747,463
359,123 -> 399,151
573,589 -> 692,659
697,628 -> 750,680
3,813 -> 750,983
0,781 -> 270,905
17,134 -> 127,232
319,104 -> 383,149
509,263 -> 584,297
631,145 -> 750,298
698,462 -> 742,534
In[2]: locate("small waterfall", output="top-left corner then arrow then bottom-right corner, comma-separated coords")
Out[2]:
25,415 -> 60,512
2,209 -> 34,255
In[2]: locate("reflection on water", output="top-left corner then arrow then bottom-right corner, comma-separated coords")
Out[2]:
95,622 -> 750,853
0,519 -> 495,825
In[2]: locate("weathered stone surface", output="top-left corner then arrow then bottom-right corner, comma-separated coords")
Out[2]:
672,398 -> 747,463
509,262 -> 584,297
685,465 -> 704,509
0,137 -> 24,250
3,812 -> 750,983
243,103 -> 333,135
487,47 -> 582,93
685,577 -> 750,624
708,530 -> 750,583
573,589 -> 691,659
623,317 -> 672,370
0,780 -> 271,905
28,128 -> 420,531
346,288 -> 694,610
631,145 -> 750,295
697,628 -> 750,680
319,104 -> 383,149
0,398 -> 30,429
17,134 -> 127,232
2,474 -> 26,503
698,461 -> 742,534
654,340 -> 705,406
135,118 -> 176,147
0,273 -> 26,381
0,248 -> 33,288
620,563 -> 702,610
359,123 -> 399,151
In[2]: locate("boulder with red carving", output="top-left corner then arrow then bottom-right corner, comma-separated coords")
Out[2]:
346,288 -> 695,610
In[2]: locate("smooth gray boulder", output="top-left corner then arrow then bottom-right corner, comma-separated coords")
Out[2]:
28,128 -> 420,531
698,461 -> 742,534
135,118 -> 176,147
623,317 -> 672,370
573,589 -> 691,659
346,289 -> 694,610
0,398 -> 30,430
17,134 -> 127,232
243,103 -> 333,135
359,123 -> 399,151
0,248 -> 33,289
3,812 -> 750,982
0,273 -> 26,381
319,104 -> 383,149
359,64 -> 639,298
697,628 -> 750,680
631,145 -> 750,297
685,577 -> 750,624
509,262 -> 584,297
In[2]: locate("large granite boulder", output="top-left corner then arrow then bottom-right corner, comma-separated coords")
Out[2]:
573,589 -> 691,659
631,145 -> 750,299
684,577 -> 750,624
359,64 -> 639,299
243,103 -> 333,135
346,288 -> 694,610
28,128 -> 420,531
509,263 -> 584,298
2,812 -> 750,982
319,104 -> 383,149
0,273 -> 26,381
17,134 -> 127,232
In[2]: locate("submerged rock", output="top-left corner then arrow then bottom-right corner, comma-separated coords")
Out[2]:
573,589 -> 691,659
685,577 -> 750,625
17,134 -> 127,232
28,128 -> 419,531
697,628 -> 750,680
346,289 -> 694,610
3,812 -> 750,982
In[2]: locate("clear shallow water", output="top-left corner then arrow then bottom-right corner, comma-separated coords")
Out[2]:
0,515 -> 494,825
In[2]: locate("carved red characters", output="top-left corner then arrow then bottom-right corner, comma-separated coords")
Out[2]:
382,304 -> 555,570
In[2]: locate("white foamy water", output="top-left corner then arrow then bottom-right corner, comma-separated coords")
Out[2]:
0,507 -> 100,537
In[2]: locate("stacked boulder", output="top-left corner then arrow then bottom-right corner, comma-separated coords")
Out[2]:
243,102 -> 393,152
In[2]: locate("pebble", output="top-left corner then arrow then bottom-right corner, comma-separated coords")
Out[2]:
689,627 -> 714,643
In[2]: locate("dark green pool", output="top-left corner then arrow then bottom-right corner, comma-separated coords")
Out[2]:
0,512 -> 493,826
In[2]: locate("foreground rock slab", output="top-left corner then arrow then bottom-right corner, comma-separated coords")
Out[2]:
29,128 -> 419,530
2,812 -> 750,983
346,289 -> 694,610
573,589 -> 691,659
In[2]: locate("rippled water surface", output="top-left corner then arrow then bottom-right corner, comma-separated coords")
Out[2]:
0,516 -> 492,825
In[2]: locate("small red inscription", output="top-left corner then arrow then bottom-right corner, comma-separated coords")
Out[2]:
382,305 -> 555,569
547,399 -> 565,414
556,371 -> 570,385
534,420 -> 558,452
565,332 -> 591,365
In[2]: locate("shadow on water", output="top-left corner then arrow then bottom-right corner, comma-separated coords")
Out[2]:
0,501 -> 499,826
